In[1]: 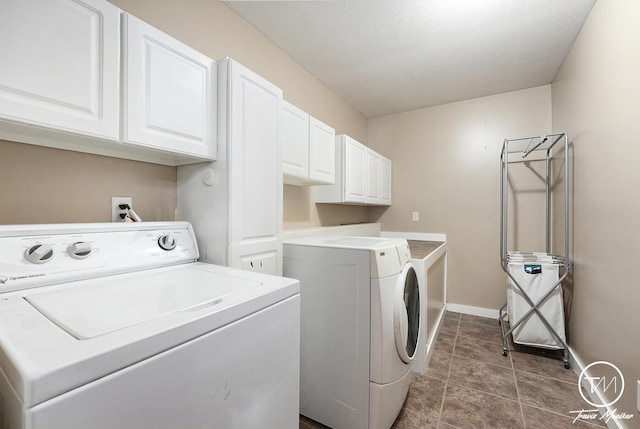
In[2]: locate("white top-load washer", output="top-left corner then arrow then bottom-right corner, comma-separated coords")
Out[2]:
283,236 -> 420,429
0,222 -> 300,429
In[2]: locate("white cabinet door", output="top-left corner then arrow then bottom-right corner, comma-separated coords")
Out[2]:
365,148 -> 381,204
123,14 -> 216,160
282,101 -> 335,186
343,136 -> 366,204
0,0 -> 120,139
282,100 -> 310,183
226,59 -> 283,275
380,155 -> 392,205
308,117 -> 335,185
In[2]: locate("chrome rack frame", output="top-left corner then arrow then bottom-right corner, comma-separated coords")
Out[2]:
498,132 -> 572,369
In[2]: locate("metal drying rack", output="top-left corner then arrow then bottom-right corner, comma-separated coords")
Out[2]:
498,132 -> 572,369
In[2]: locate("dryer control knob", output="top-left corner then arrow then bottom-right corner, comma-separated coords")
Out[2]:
158,233 -> 177,251
68,242 -> 92,260
25,243 -> 54,264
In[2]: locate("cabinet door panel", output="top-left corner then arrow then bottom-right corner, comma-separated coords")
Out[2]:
0,0 -> 119,139
282,101 -> 309,181
380,155 -> 392,205
309,117 -> 335,184
365,149 -> 381,204
124,14 -> 215,159
344,137 -> 366,203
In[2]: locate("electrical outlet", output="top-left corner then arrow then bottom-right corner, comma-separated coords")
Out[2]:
111,197 -> 132,222
412,211 -> 419,222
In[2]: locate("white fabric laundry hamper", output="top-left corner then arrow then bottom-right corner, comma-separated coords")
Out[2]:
506,261 -> 566,349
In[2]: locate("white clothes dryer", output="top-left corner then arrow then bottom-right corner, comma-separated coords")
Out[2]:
283,236 -> 420,429
0,222 -> 300,429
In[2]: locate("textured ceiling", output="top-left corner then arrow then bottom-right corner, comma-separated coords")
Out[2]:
225,0 -> 596,118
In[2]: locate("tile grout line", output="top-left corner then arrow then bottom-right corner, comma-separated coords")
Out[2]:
441,379 -> 524,406
513,366 -> 578,385
451,349 -> 516,371
456,319 -> 506,349
509,338 -> 527,429
436,314 -> 460,428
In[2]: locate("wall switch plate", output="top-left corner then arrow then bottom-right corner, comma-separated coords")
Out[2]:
111,197 -> 132,222
637,379 -> 639,412
412,211 -> 419,222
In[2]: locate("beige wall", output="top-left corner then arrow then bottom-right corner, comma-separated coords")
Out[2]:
0,0 -> 368,226
367,86 -> 552,309
0,140 -> 177,223
283,186 -> 370,228
552,0 -> 640,418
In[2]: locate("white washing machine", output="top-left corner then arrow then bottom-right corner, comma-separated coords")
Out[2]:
283,236 -> 420,429
0,222 -> 300,429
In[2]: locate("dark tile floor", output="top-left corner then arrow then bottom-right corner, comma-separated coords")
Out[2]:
300,311 -> 607,429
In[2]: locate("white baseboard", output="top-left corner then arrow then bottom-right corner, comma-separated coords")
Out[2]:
446,303 -> 500,319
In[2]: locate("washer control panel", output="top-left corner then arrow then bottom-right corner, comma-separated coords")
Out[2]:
397,242 -> 412,265
0,222 -> 198,293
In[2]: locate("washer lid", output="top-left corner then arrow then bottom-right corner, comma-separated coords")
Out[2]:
0,262 -> 299,408
25,268 -> 261,340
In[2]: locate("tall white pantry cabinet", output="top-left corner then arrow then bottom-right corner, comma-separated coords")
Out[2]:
178,58 -> 284,275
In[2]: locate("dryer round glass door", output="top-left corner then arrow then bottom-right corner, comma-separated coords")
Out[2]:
393,263 -> 420,363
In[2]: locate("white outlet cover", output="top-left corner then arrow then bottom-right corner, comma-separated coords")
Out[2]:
111,197 -> 132,222
637,379 -> 639,412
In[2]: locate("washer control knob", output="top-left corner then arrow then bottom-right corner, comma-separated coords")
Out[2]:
25,244 -> 54,264
68,242 -> 92,260
158,233 -> 177,251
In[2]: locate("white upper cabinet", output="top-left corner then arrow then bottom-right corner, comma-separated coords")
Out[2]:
0,0 -> 216,165
123,14 -> 216,160
0,0 -> 120,139
282,100 -> 335,186
315,134 -> 391,206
